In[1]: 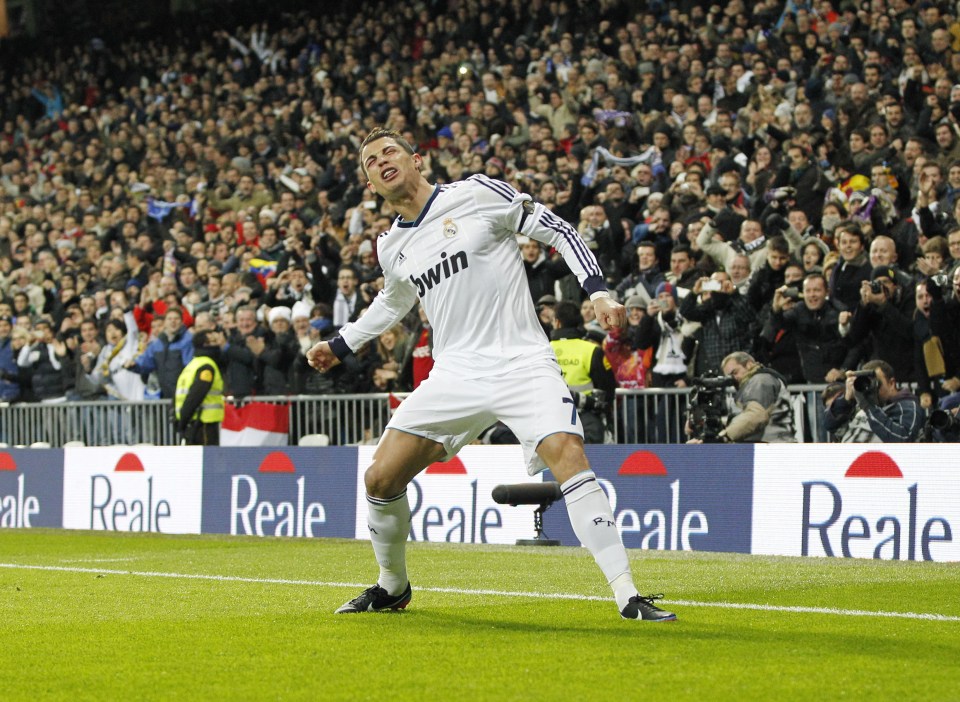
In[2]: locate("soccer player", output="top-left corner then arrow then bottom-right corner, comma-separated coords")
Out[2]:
307,128 -> 676,622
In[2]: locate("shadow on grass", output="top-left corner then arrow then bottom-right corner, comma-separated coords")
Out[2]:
404,608 -> 960,657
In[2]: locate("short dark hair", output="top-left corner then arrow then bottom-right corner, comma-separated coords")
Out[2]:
767,235 -> 790,255
554,300 -> 583,329
359,127 -> 416,178
106,318 -> 128,335
863,358 -> 895,382
835,220 -> 865,244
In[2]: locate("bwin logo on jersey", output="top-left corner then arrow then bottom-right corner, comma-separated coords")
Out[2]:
409,250 -> 469,296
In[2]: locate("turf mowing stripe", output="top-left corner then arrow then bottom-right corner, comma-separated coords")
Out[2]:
1,562 -> 958,623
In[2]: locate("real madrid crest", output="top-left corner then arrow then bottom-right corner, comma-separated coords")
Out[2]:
442,218 -> 458,238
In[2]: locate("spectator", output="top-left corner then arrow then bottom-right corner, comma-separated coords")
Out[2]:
206,174 -> 273,215
16,320 -> 70,402
88,310 -> 145,401
370,324 -> 414,393
770,273 -> 845,384
666,244 -> 700,292
746,236 -> 792,312
697,218 -> 769,273
928,267 -> 960,400
841,265 -> 917,382
519,236 -> 570,306
679,271 -> 754,376
602,295 -> 649,441
257,307 -> 298,395
128,308 -> 193,400
615,241 -> 665,303
829,221 -> 872,312
329,265 -> 365,329
222,306 -> 262,398
0,316 -> 21,402
68,318 -> 106,402
637,282 -> 693,389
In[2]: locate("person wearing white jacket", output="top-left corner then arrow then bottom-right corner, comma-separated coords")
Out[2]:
88,310 -> 145,401
86,310 -> 145,445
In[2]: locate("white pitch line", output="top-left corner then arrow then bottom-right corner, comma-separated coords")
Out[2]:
59,557 -> 139,564
1,562 -> 957,623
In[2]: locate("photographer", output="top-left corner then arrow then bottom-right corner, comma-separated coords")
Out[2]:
928,267 -> 960,398
715,352 -> 796,443
264,265 -> 316,309
679,271 -> 754,375
550,301 -> 616,444
770,273 -> 845,383
841,265 -> 916,382
824,360 -> 924,442
771,143 -> 829,225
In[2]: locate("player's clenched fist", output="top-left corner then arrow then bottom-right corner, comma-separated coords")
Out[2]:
307,341 -> 341,372
593,296 -> 626,330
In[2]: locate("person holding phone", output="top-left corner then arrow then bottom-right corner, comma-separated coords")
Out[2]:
679,271 -> 755,376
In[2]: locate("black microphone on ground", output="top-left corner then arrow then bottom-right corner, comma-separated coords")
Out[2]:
491,481 -> 562,507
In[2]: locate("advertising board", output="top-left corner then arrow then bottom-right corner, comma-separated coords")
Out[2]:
355,445 -> 541,544
544,445 -> 755,552
62,447 -> 203,533
753,445 -> 958,561
0,449 -> 63,529
201,447 -> 358,538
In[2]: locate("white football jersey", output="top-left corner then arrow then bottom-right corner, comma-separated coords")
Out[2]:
338,174 -> 605,377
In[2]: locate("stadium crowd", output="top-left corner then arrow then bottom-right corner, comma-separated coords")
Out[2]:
1,0 -> 959,442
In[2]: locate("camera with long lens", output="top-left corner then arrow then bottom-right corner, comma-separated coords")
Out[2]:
929,408 -> 959,433
850,369 -> 878,393
687,371 -> 735,442
572,389 -> 609,414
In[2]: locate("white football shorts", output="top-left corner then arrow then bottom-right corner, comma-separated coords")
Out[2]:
384,359 -> 584,475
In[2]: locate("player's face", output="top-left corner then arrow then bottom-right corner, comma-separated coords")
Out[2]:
362,137 -> 421,200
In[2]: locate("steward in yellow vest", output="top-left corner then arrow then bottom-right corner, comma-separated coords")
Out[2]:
549,301 -> 616,443
175,330 -> 225,446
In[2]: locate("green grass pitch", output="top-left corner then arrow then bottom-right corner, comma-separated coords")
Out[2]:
1,529 -> 958,701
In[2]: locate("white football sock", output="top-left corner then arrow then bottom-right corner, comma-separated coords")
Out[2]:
366,491 -> 410,596
562,471 -> 637,610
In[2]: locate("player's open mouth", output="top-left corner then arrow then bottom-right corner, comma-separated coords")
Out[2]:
382,167 -> 398,181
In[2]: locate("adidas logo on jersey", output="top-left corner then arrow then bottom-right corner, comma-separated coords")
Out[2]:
409,250 -> 469,297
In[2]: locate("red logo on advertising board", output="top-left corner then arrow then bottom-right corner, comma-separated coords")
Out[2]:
0,453 -> 16,471
258,452 -> 296,473
425,457 -> 467,474
114,453 -> 145,472
844,451 -> 903,478
618,450 -> 668,476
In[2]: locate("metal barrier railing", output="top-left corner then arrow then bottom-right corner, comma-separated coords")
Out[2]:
609,385 -> 830,444
0,386 -> 829,448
